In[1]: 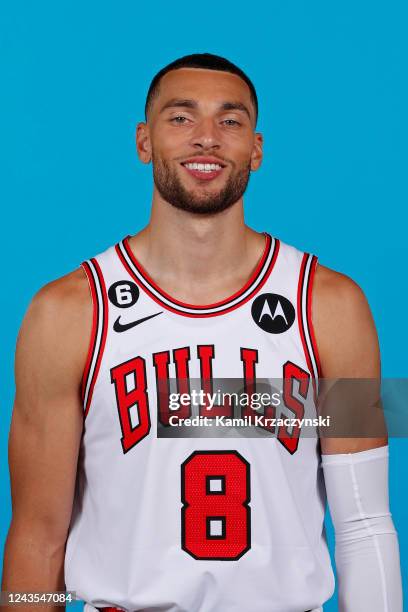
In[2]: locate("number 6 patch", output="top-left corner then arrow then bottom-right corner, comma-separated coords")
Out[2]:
108,280 -> 139,308
181,450 -> 251,560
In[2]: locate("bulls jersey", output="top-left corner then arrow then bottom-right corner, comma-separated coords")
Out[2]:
64,232 -> 335,612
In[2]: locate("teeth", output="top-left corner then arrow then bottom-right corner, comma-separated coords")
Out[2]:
184,162 -> 222,172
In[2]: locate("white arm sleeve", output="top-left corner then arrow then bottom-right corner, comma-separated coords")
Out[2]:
321,444 -> 403,612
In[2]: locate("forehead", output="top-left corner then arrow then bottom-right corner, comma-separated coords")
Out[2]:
154,67 -> 254,118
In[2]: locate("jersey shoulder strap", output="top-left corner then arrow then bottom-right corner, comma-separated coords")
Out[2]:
80,244 -> 117,416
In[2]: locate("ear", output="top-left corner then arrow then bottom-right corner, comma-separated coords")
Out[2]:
136,122 -> 152,164
250,132 -> 263,171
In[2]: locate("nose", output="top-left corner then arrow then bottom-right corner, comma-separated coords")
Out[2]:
190,117 -> 221,151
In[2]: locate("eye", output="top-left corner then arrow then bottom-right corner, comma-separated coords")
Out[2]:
222,119 -> 241,127
170,115 -> 190,124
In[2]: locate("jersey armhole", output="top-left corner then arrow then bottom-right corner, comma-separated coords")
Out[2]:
307,256 -> 323,378
297,253 -> 323,398
80,258 -> 109,418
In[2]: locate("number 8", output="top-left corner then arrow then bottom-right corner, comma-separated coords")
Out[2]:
181,450 -> 251,560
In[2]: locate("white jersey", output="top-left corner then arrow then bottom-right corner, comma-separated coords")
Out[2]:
64,232 -> 335,612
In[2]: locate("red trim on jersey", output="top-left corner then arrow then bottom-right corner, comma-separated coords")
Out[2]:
307,256 -> 322,378
83,258 -> 109,418
80,261 -> 98,404
123,233 -> 271,307
115,235 -> 280,318
297,253 -> 318,401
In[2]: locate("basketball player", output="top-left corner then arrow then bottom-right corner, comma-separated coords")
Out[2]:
1,53 -> 403,612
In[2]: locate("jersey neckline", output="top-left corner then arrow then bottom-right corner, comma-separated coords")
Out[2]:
115,232 -> 280,318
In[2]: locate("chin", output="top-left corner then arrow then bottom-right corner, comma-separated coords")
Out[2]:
189,193 -> 224,206
186,182 -> 224,195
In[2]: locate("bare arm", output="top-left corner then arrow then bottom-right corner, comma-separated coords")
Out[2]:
313,263 -> 387,452
1,268 -> 91,611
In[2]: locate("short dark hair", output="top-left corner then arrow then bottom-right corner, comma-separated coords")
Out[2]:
144,52 -> 258,126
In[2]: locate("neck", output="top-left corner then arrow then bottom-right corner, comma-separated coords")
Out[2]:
127,191 -> 265,304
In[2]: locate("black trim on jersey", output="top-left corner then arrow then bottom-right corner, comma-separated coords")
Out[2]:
304,255 -> 322,378
82,258 -> 108,419
81,260 -> 99,405
115,234 -> 280,317
297,253 -> 319,401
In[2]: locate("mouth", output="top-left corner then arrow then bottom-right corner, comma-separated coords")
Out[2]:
180,158 -> 226,182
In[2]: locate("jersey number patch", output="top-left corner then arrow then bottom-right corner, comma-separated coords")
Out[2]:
181,450 -> 251,560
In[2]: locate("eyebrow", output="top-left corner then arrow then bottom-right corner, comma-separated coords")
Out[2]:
221,101 -> 252,120
159,98 -> 252,121
159,98 -> 196,113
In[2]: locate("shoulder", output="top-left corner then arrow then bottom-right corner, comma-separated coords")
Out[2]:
16,267 -> 92,383
313,263 -> 369,315
22,267 -> 91,338
31,266 -> 90,310
278,238 -> 370,316
311,263 -> 380,377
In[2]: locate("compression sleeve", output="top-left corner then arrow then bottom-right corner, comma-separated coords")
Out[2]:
321,445 -> 403,612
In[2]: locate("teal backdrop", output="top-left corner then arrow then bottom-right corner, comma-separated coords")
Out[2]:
1,1 -> 407,609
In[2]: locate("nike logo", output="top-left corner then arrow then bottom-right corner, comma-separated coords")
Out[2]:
113,311 -> 163,332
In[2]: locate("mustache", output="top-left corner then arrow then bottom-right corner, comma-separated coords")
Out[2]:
176,153 -> 230,164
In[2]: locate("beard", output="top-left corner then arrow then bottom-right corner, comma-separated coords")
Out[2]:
152,153 -> 252,215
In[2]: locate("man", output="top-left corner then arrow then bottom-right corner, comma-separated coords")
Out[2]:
1,53 -> 402,611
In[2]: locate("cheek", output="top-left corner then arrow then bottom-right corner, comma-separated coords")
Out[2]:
227,135 -> 255,159
151,125 -> 187,153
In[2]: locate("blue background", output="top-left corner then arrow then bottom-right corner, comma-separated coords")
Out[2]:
1,1 -> 407,609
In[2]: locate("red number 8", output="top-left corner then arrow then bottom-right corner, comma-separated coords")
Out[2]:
181,450 -> 251,560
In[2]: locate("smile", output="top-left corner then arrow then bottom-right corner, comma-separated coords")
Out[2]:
181,162 -> 225,181
184,162 -> 222,172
